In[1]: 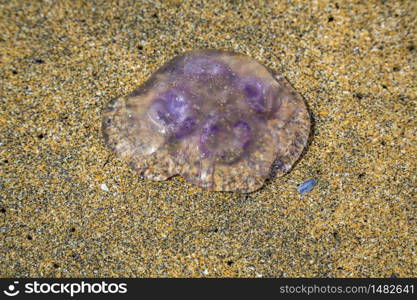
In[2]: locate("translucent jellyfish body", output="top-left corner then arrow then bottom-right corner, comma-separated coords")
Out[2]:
102,50 -> 310,192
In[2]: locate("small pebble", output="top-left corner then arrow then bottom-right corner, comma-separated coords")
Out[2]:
100,183 -> 109,192
297,178 -> 317,194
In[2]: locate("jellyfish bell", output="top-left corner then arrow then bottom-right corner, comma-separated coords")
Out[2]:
102,50 -> 311,192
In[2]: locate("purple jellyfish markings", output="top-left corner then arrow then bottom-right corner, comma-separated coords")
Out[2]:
199,122 -> 221,157
240,77 -> 268,113
147,89 -> 196,138
184,56 -> 229,78
102,50 -> 311,192
198,119 -> 252,163
233,120 -> 252,149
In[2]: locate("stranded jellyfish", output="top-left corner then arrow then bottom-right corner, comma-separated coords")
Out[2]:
102,50 -> 311,192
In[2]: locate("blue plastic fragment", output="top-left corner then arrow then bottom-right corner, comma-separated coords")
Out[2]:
297,178 -> 317,194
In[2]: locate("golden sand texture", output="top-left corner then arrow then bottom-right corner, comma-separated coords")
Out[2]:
0,0 -> 416,277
